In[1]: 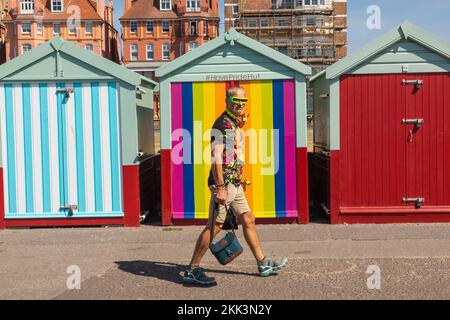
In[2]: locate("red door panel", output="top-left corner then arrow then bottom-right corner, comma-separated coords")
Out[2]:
339,74 -> 406,208
405,73 -> 450,207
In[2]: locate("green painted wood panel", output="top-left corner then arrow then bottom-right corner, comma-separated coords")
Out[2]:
59,52 -> 114,79
329,79 -> 340,151
312,74 -> 331,149
5,55 -> 57,80
350,62 -> 450,75
176,62 -> 293,75
120,82 -> 139,165
165,70 -> 295,83
349,39 -> 450,75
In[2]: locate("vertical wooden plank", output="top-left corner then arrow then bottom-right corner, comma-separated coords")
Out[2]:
360,75 -> 369,206
367,75 -> 375,206
428,74 -> 437,205
339,76 -> 348,208
436,74 -> 445,205
444,74 -> 450,206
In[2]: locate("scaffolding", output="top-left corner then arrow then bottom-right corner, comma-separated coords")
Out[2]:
234,0 -> 346,72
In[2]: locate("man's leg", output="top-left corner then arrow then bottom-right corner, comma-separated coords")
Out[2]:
189,222 -> 223,268
239,211 -> 288,276
239,211 -> 265,262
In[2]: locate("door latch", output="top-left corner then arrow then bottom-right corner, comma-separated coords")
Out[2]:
60,204 -> 78,215
402,118 -> 424,129
402,198 -> 424,209
56,88 -> 74,99
402,79 -> 423,89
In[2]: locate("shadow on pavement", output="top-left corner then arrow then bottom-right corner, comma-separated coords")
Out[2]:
115,260 -> 260,287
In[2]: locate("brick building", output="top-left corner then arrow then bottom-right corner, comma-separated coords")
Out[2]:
120,0 -> 220,118
2,0 -> 120,63
225,0 -> 347,74
0,0 -> 6,63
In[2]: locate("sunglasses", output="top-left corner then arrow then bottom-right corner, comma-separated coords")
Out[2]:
228,96 -> 248,105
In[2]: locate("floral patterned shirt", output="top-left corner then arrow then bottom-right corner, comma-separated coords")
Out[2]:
208,111 -> 245,187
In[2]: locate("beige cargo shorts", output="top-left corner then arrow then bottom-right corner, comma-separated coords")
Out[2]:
208,183 -> 251,225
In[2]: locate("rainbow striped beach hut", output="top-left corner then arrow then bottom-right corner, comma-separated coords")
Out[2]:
0,36 -> 156,229
156,29 -> 312,225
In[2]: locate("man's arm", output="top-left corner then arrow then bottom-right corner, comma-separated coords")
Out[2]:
212,143 -> 227,205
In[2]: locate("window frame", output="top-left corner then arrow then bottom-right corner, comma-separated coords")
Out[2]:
232,4 -> 239,15
130,21 -> 138,34
85,21 -> 93,35
22,43 -> 32,53
51,0 -> 64,12
21,22 -> 31,34
130,43 -> 139,61
53,23 -> 61,35
160,0 -> 171,11
146,21 -> 154,33
189,20 -> 197,35
20,0 -> 35,14
36,22 -> 43,35
188,41 -> 198,52
162,20 -> 170,33
186,0 -> 200,12
162,43 -> 170,60
146,43 -> 154,60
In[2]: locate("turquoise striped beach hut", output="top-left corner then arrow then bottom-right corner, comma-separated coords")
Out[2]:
0,36 -> 156,229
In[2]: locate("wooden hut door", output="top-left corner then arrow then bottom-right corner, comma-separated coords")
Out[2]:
0,82 -> 123,219
404,73 -> 450,209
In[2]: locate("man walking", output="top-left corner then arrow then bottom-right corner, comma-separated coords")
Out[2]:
183,86 -> 288,286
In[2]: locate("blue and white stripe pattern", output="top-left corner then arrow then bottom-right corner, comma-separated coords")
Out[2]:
0,82 -> 123,218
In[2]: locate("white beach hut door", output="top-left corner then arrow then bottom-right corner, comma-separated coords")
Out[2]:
0,82 -> 123,219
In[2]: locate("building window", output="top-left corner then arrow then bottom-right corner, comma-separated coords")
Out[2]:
51,0 -> 63,12
277,19 -> 289,27
307,40 -> 316,56
146,44 -> 154,60
85,44 -> 93,51
36,22 -> 43,34
260,19 -> 269,27
68,23 -> 76,34
162,20 -> 170,33
85,22 -> 93,34
232,4 -> 238,15
53,23 -> 61,35
20,0 -> 34,14
146,21 -> 153,33
131,44 -> 138,61
277,46 -> 288,55
189,21 -> 197,35
186,0 -> 200,12
179,42 -> 184,55
307,17 -> 316,26
248,20 -> 257,28
189,41 -> 198,52
203,21 -> 208,36
21,22 -> 31,34
160,0 -> 171,10
22,43 -> 32,53
130,21 -> 138,34
162,43 -> 170,60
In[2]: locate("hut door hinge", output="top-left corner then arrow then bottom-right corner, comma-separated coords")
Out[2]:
402,79 -> 423,89
402,197 -> 424,209
60,204 -> 78,215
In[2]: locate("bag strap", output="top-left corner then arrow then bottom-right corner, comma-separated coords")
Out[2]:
209,202 -> 234,246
